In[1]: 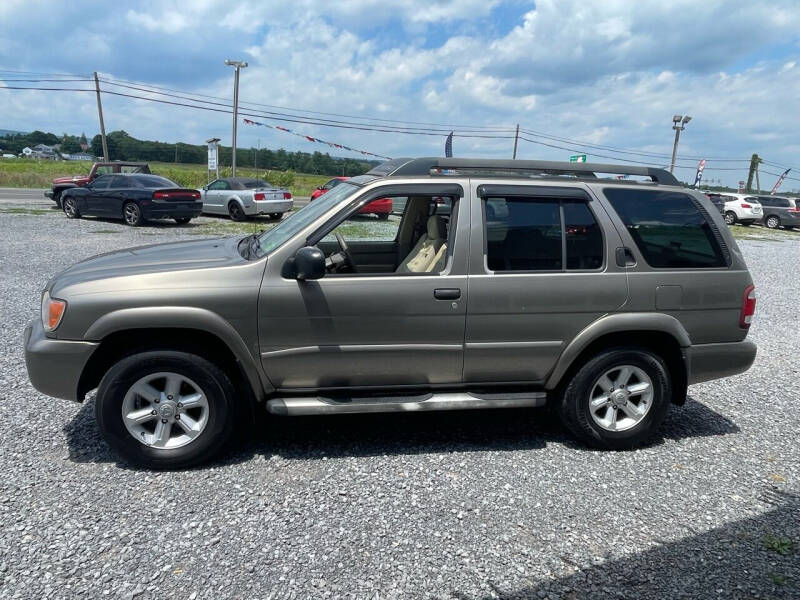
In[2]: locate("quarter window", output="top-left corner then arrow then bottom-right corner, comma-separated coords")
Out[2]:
484,197 -> 603,272
603,188 -> 726,268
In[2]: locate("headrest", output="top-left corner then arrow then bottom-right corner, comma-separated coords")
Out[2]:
427,215 -> 446,240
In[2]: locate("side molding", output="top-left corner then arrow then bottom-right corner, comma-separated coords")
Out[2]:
545,312 -> 692,389
84,306 -> 270,397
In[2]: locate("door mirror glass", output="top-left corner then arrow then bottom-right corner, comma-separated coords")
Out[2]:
294,246 -> 326,280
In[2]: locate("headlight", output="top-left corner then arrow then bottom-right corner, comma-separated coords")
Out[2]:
41,291 -> 67,332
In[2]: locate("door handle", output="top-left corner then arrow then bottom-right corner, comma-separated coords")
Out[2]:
615,247 -> 636,267
434,288 -> 461,300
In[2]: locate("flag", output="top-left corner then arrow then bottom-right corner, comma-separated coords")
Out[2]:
693,159 -> 706,188
444,131 -> 453,158
771,168 -> 791,194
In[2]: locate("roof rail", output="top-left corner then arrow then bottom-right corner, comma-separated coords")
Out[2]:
366,157 -> 679,186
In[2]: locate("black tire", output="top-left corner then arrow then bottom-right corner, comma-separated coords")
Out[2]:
270,212 -> 282,220
378,213 -> 390,220
95,351 -> 238,469
724,211 -> 736,226
62,196 -> 80,219
765,215 -> 780,229
228,202 -> 247,222
174,217 -> 192,224
123,201 -> 144,227
557,347 -> 671,450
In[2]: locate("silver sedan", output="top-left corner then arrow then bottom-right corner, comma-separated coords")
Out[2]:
199,177 -> 293,221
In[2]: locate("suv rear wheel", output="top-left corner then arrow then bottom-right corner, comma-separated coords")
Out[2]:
724,211 -> 737,226
95,351 -> 237,469
558,347 -> 671,449
765,215 -> 780,229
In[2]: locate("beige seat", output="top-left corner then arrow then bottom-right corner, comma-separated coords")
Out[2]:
396,215 -> 448,273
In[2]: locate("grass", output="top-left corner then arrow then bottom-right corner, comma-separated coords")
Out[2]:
0,158 -> 330,197
762,534 -> 795,555
0,207 -> 53,215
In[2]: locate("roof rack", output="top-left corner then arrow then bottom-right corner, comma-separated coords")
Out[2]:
367,157 -> 679,186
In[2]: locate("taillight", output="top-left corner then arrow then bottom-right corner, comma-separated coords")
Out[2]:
254,193 -> 265,201
788,207 -> 800,213
283,192 -> 292,199
190,191 -> 200,199
739,284 -> 756,329
153,191 -> 168,199
740,203 -> 751,209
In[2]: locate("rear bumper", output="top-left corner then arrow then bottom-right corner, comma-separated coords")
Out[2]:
248,200 -> 293,215
24,319 -> 98,402
686,340 -> 757,385
143,202 -> 203,219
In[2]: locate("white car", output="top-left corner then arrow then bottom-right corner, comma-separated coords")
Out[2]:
199,177 -> 293,221
722,193 -> 762,226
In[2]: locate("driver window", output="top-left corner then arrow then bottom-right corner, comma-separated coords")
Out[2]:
208,180 -> 227,191
320,195 -> 456,276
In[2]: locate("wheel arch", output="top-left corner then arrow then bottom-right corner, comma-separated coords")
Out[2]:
79,307 -> 272,409
545,313 -> 690,405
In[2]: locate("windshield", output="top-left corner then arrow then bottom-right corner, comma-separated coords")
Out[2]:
256,182 -> 360,256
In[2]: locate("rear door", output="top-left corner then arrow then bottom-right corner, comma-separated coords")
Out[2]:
465,182 -> 628,383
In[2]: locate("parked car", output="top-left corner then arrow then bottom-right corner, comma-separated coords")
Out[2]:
311,176 -> 391,219
722,193 -> 762,226
749,195 -> 800,229
199,177 -> 293,221
702,192 -> 731,215
60,173 -> 202,226
45,161 -> 150,208
25,157 -> 757,468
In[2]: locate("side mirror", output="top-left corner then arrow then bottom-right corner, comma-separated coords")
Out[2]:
202,185 -> 208,191
293,246 -> 325,280
316,186 -> 324,190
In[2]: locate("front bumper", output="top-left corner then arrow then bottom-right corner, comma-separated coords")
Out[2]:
44,191 -> 54,200
686,340 -> 757,385
24,319 -> 98,402
247,200 -> 293,215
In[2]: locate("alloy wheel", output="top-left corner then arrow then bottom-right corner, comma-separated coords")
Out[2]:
121,372 -> 209,449
588,365 -> 654,432
124,203 -> 141,225
766,216 -> 779,229
63,198 -> 77,217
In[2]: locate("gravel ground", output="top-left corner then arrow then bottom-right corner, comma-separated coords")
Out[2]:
0,205 -> 798,600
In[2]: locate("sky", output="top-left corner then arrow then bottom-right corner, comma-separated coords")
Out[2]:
1,0 -> 800,188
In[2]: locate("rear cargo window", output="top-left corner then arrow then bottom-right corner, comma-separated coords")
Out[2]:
603,188 -> 726,268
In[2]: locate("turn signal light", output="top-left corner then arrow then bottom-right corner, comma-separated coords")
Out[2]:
739,284 -> 756,329
42,292 -> 66,331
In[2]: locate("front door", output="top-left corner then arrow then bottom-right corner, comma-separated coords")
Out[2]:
257,184 -> 469,390
464,182 -> 629,383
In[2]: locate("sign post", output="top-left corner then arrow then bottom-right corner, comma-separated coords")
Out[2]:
206,137 -> 220,183
569,154 -> 587,163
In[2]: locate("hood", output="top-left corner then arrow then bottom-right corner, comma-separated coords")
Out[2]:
50,236 -> 248,295
53,174 -> 90,185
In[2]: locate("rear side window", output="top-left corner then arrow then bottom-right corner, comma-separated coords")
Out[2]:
484,197 -> 603,272
603,188 -> 726,268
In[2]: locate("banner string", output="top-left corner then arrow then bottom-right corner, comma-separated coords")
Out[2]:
243,118 -> 392,160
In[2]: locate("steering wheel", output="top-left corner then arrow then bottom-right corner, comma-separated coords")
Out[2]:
334,231 -> 357,272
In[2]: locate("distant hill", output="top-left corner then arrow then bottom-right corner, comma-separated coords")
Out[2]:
0,129 -> 26,137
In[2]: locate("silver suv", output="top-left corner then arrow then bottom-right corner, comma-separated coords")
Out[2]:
24,158 -> 757,468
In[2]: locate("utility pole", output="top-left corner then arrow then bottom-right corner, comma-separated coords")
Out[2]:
669,114 -> 692,173
93,72 -> 109,161
512,124 -> 519,159
174,143 -> 178,164
224,59 -> 248,176
746,154 -> 762,193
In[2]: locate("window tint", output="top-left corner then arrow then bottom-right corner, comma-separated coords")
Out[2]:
563,201 -> 603,269
485,198 -> 562,271
108,175 -> 131,189
484,197 -> 603,272
603,188 -> 725,268
91,175 -> 112,190
207,180 -> 228,191
134,175 -> 177,188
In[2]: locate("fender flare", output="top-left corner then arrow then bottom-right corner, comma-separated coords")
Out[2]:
545,312 -> 692,390
84,306 -> 272,398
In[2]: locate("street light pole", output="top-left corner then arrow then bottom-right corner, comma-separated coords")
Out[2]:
224,59 -> 248,176
669,114 -> 692,173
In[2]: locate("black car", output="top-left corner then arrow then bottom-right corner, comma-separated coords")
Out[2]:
60,174 -> 203,226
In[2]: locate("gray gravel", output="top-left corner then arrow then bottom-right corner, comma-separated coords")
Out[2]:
0,203 -> 798,599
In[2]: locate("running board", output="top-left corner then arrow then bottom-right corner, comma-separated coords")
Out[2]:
266,391 -> 547,416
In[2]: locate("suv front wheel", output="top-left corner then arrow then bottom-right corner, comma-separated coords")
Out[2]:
558,348 -> 671,449
95,351 -> 237,469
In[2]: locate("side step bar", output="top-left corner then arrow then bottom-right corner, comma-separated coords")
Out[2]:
266,391 -> 547,416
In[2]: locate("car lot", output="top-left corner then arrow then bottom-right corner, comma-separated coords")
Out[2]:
0,193 -> 798,599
